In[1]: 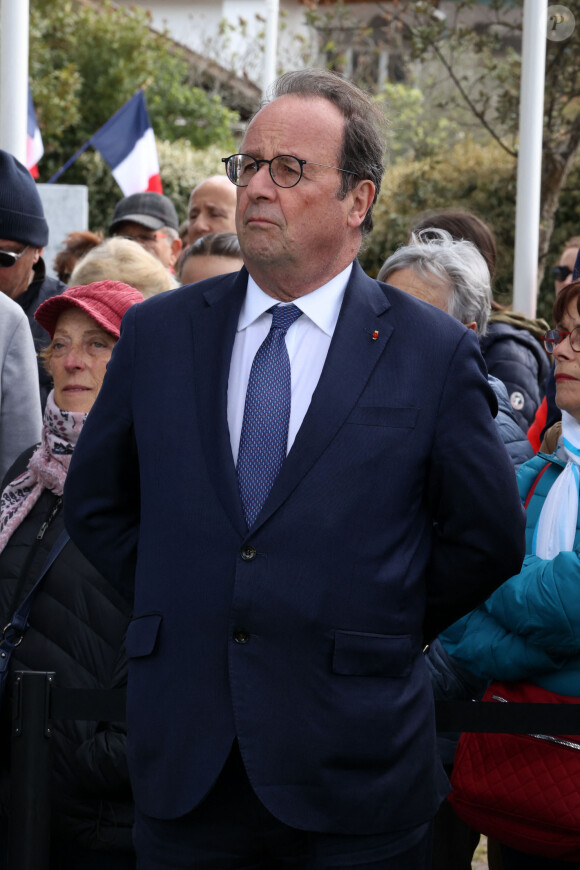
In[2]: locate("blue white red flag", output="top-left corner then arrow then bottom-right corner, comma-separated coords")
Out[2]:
27,89 -> 44,179
91,91 -> 162,195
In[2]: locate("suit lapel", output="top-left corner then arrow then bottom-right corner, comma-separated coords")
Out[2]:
191,270 -> 248,536
253,262 -> 394,530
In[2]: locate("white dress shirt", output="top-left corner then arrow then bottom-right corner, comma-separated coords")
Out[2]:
228,264 -> 352,465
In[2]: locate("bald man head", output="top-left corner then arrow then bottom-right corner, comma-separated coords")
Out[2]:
186,175 -> 237,246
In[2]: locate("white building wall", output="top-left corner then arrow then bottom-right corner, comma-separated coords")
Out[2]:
114,0 -> 314,87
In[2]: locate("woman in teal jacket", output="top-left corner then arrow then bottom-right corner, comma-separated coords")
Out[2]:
441,279 -> 580,869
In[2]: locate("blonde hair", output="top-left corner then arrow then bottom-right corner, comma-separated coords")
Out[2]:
70,236 -> 175,298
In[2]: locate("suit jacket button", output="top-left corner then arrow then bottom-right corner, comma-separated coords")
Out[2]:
233,630 -> 250,644
240,546 -> 257,561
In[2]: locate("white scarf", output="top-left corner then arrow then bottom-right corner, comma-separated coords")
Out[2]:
534,410 -> 580,559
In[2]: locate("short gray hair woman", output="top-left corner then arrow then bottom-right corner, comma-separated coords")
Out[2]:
378,228 -> 492,336
379,227 -> 532,467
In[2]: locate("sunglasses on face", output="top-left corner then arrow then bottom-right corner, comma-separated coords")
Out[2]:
0,246 -> 30,268
552,264 -> 574,282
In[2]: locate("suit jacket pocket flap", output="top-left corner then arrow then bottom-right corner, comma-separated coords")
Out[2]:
347,406 -> 418,428
126,613 -> 163,658
332,630 -> 414,677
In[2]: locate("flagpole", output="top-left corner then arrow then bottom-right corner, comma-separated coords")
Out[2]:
0,0 -> 29,162
46,139 -> 93,184
512,0 -> 548,318
262,0 -> 279,99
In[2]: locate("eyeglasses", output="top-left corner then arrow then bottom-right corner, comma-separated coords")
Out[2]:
222,153 -> 358,189
552,265 -> 574,282
543,327 -> 580,353
0,246 -> 29,268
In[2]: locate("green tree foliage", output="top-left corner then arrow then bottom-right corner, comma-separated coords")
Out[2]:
28,0 -> 239,227
361,138 -> 517,301
378,81 -> 465,161
398,0 -> 580,288
304,0 -> 580,310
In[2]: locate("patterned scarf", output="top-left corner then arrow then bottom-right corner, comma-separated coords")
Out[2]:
0,391 -> 87,556
534,410 -> 580,559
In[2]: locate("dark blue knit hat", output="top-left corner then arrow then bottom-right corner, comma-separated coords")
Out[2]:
0,149 -> 48,247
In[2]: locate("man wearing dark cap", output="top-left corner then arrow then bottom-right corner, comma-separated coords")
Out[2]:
109,191 -> 182,272
0,148 -> 66,408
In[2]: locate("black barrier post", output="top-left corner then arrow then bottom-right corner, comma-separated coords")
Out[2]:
8,671 -> 55,870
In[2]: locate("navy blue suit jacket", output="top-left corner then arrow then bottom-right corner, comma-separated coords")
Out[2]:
64,261 -> 525,833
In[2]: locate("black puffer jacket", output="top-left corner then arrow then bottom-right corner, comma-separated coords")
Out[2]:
479,311 -> 551,433
0,448 -> 134,853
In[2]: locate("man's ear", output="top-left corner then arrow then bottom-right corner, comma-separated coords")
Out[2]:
346,180 -> 375,229
170,237 -> 183,267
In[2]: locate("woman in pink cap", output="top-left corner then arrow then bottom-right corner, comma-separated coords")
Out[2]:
0,281 -> 142,869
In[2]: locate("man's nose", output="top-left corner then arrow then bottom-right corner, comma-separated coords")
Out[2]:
246,163 -> 277,198
192,214 -> 210,233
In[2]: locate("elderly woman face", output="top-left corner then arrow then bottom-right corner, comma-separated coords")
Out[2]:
386,267 -> 452,313
179,254 -> 244,286
46,307 -> 116,413
553,296 -> 580,423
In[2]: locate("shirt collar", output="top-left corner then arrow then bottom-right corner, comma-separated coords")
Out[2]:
238,263 -> 353,338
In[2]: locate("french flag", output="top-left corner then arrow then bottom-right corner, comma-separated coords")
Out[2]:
27,89 -> 44,179
91,91 -> 162,195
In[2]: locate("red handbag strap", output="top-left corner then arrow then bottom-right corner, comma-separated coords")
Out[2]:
524,463 -> 551,510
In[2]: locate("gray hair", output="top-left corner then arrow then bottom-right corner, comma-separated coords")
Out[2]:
269,69 -> 386,236
185,232 -> 241,259
178,232 -> 242,281
378,229 -> 492,336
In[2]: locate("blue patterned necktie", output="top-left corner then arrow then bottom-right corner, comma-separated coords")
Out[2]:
237,303 -> 303,527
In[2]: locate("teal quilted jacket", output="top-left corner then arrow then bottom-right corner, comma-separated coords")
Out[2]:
440,449 -> 580,696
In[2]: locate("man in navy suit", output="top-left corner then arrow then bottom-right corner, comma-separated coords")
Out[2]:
64,69 -> 525,868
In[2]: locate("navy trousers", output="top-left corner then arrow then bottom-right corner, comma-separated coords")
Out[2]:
134,743 -> 433,869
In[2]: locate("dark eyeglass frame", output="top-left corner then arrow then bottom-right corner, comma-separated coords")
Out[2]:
552,265 -> 574,282
542,327 -> 580,353
0,246 -> 30,268
222,153 -> 358,189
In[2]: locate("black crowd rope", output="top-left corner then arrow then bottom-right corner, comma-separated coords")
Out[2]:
7,671 -> 580,869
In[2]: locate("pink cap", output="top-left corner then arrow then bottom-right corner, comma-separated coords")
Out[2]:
35,280 -> 144,339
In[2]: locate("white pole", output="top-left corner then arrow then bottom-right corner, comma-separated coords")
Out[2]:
512,0 -> 548,318
262,0 -> 280,100
0,0 -> 30,163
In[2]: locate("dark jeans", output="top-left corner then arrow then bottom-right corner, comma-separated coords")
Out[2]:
134,744 -> 433,869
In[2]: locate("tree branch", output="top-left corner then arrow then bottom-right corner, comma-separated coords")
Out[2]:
432,42 -> 517,156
